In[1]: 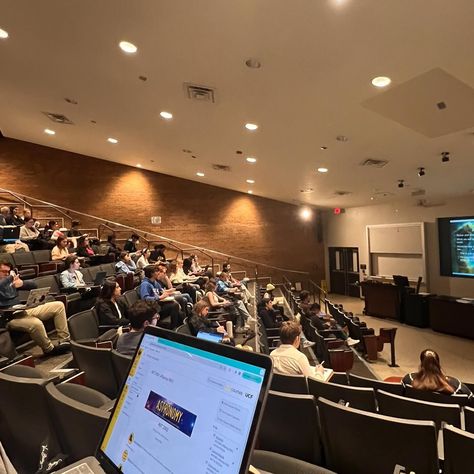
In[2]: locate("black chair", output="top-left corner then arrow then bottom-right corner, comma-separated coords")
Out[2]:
258,390 -> 322,464
45,382 -> 110,463
330,372 -> 348,385
270,373 -> 308,394
68,308 -> 118,344
1,252 -> 36,279
100,262 -> 117,276
317,397 -> 439,474
465,406 -> 474,433
111,349 -> 132,387
308,376 -> 377,412
176,323 -> 192,335
251,450 -> 336,474
443,424 -> 474,474
348,372 -> 404,395
123,288 -> 140,308
404,385 -> 470,406
377,389 -> 461,430
70,340 -> 118,398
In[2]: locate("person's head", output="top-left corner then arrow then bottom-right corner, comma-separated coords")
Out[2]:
193,300 -> 210,318
71,220 -> 80,228
205,280 -> 216,292
141,248 -> 151,259
176,259 -> 183,268
309,302 -> 321,313
183,258 -> 192,273
280,321 -> 302,347
0,206 -> 9,217
65,255 -> 80,271
144,265 -> 159,280
23,208 -> 32,220
157,262 -> 168,274
0,259 -> 13,281
299,290 -> 310,303
168,262 -> 177,274
24,217 -> 36,228
77,236 -> 89,248
222,262 -> 231,272
128,301 -> 159,331
56,236 -> 68,248
119,251 -> 131,263
48,220 -> 59,230
99,279 -> 121,301
107,234 -> 116,243
10,206 -> 20,216
413,349 -> 453,394
219,272 -> 228,281
263,297 -> 273,310
131,233 -> 139,242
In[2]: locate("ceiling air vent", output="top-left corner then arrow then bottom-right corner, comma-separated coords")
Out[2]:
42,112 -> 74,125
184,83 -> 216,103
411,188 -> 426,197
360,158 -> 388,168
212,164 -> 231,172
334,190 -> 352,196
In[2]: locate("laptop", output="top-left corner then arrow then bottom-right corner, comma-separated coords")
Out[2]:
197,330 -> 224,343
0,226 -> 20,243
11,287 -> 51,310
93,271 -> 107,286
58,326 -> 273,474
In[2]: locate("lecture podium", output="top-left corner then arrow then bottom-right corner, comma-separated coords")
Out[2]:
360,281 -> 403,321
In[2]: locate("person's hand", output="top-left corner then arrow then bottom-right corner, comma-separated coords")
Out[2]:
11,274 -> 23,289
216,326 -> 225,334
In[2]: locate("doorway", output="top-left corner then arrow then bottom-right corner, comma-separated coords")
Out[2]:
328,247 -> 360,297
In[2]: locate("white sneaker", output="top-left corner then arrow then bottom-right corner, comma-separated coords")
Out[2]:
347,337 -> 360,347
303,340 -> 315,348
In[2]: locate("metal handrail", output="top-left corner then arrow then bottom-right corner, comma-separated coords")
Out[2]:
0,187 -> 310,276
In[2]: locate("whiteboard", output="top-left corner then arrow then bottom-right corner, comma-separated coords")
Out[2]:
368,224 -> 423,254
371,254 -> 424,280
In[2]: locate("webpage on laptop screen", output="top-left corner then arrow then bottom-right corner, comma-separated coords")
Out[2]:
101,334 -> 265,474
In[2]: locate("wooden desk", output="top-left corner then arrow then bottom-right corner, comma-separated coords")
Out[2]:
429,296 -> 474,339
361,281 -> 402,320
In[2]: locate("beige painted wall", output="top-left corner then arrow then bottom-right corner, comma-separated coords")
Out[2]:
324,194 -> 474,297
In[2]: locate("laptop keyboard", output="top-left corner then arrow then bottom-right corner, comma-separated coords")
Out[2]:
61,463 -> 95,474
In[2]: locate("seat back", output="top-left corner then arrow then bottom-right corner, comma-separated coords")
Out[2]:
34,274 -> 60,293
308,376 -> 377,412
68,309 -> 100,341
251,450 -> 336,474
465,406 -> 474,434
270,373 -> 308,394
377,389 -> 461,430
0,371 -> 60,472
32,250 -> 53,264
259,390 -> 322,464
123,289 -> 139,308
317,397 -> 439,474
45,382 -> 110,462
349,372 -> 404,395
405,385 -> 469,406
100,263 -> 116,276
70,341 -> 118,398
176,323 -> 192,335
330,372 -> 348,385
11,251 -> 35,266
111,349 -> 133,387
443,424 -> 474,474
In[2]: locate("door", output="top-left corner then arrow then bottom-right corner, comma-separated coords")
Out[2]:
329,247 -> 360,297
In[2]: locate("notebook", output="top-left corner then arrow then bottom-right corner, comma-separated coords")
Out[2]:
58,326 -> 273,474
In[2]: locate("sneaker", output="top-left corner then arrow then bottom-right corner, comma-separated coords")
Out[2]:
44,341 -> 71,357
346,337 -> 360,347
303,340 -> 316,348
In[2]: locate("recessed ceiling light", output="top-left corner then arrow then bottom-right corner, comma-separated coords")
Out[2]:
371,76 -> 391,88
107,137 -> 118,144
44,128 -> 55,135
246,157 -> 257,163
317,167 -> 328,173
370,196 -> 374,200
247,190 -> 253,194
119,41 -> 138,54
245,58 -> 261,69
160,111 -> 173,120
320,146 -> 328,150
0,28 -> 9,39
246,179 -> 255,184
245,123 -> 258,131
196,172 -> 205,177
136,164 -> 142,168
299,207 -> 313,221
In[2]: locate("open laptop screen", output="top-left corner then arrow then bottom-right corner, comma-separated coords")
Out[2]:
99,331 -> 270,473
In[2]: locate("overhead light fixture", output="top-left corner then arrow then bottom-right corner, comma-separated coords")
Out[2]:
245,58 -> 261,69
245,123 -> 258,131
0,28 -> 8,39
317,167 -> 328,173
44,128 -> 56,135
336,135 -> 348,142
247,190 -> 253,194
417,167 -> 425,177
441,151 -> 450,163
370,196 -> 375,200
398,179 -> 405,188
160,111 -> 173,120
299,207 -> 313,221
136,164 -> 142,168
119,41 -> 138,54
246,179 -> 255,184
246,157 -> 257,163
371,76 -> 391,88
320,146 -> 328,150
107,137 -> 118,144
196,172 -> 205,177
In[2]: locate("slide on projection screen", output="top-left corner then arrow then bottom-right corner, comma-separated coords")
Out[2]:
439,216 -> 474,277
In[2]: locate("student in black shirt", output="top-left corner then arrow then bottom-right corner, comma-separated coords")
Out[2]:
95,279 -> 129,326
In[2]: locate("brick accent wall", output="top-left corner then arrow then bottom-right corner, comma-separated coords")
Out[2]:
0,137 -> 325,283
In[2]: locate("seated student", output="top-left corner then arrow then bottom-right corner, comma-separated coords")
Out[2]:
105,234 -> 122,260
76,236 -> 95,258
115,251 -> 138,274
402,349 -> 473,397
94,279 -> 129,326
139,265 -> 181,329
188,300 -> 226,337
19,217 -> 43,250
222,262 -> 252,299
298,290 -> 312,315
136,248 -> 151,271
0,206 -> 10,226
67,220 -> 82,237
0,258 -> 70,356
258,298 -> 283,329
168,260 -> 200,303
60,255 -> 87,289
124,233 -> 140,254
270,321 -> 313,377
217,271 -> 250,305
51,235 -> 74,261
6,206 -> 24,226
149,243 -> 167,263
116,301 -> 159,356
156,262 -> 193,315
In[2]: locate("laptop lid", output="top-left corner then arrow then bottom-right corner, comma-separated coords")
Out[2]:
0,226 -> 20,243
197,330 -> 224,343
97,327 -> 272,474
94,271 -> 107,285
26,287 -> 51,307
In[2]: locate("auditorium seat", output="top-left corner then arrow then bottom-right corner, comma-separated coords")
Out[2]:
348,372 -> 404,395
270,372 -> 308,394
307,376 -> 377,412
443,424 -> 474,474
70,341 -> 118,398
68,308 -> 103,344
176,323 -> 192,335
258,390 -> 322,465
312,328 -> 354,372
317,397 -> 439,474
45,382 -> 110,463
99,262 -> 116,276
123,288 -> 139,308
404,385 -> 470,406
0,252 -> 36,279
465,406 -> 474,433
111,349 -> 132,387
330,372 -> 349,385
250,450 -> 336,474
377,389 -> 462,430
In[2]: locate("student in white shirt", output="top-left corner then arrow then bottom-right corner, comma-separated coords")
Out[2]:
270,321 -> 313,377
